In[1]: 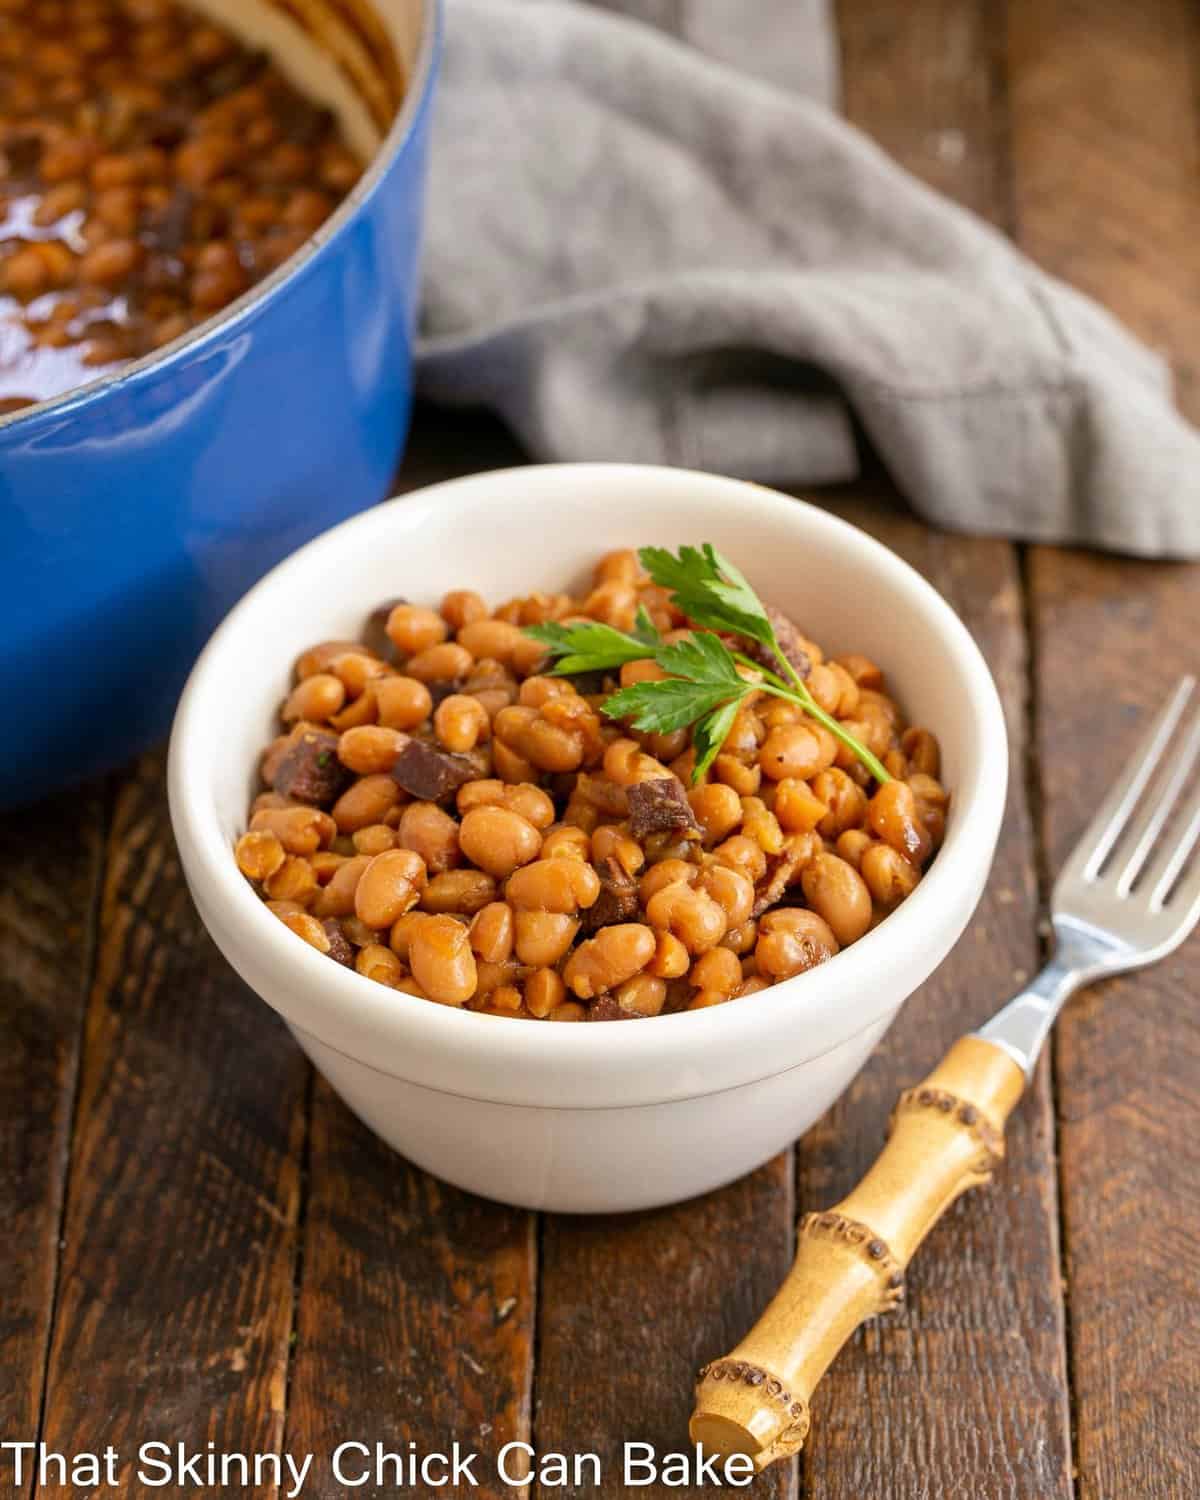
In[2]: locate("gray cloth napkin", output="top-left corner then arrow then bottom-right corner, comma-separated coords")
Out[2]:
416,0 -> 1200,558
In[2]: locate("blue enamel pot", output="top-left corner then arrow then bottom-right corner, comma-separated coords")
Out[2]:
0,0 -> 440,807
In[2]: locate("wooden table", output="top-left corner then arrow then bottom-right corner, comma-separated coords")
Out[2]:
3,3 -> 1197,1496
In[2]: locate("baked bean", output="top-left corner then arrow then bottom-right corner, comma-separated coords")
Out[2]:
688,782 -> 743,844
354,848 -> 426,929
406,642 -> 474,684
774,778 -> 829,834
352,824 -> 396,856
613,974 -> 667,1017
331,652 -> 390,700
740,796 -> 784,854
644,881 -> 728,955
755,908 -> 839,979
456,618 -> 526,664
800,853 -> 872,946
563,924 -> 656,999
835,653 -> 884,690
283,673 -> 345,724
331,774 -> 402,834
241,556 -> 946,1016
235,829 -> 286,881
722,918 -> 759,955
457,779 -> 556,830
409,915 -> 477,1006
811,768 -> 868,839
591,824 -> 644,876
867,779 -> 931,864
712,835 -> 768,884
459,805 -> 541,878
759,723 -> 834,781
603,737 -> 668,786
861,843 -> 921,907
277,910 -> 330,952
540,824 -> 592,862
696,864 -> 755,928
515,910 -> 579,967
901,727 -> 941,778
435,694 -> 490,753
506,858 -> 600,913
372,676 -> 433,730
469,902 -> 514,963
341,915 -> 378,947
250,805 -> 335,855
264,855 -> 317,906
312,854 -> 371,918
593,548 -> 641,586
492,739 -> 537,784
383,604 -> 445,656
496,705 -> 585,774
440,589 -> 488,631
713,753 -> 761,797
420,870 -> 497,915
338,725 -> 406,776
525,966 -> 566,1018
356,944 -> 404,986
688,946 -> 742,1006
647,928 -> 690,978
397,802 -> 461,874
834,828 -> 873,870
638,857 -> 697,905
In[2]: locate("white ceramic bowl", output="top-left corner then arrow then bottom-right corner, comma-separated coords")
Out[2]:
169,464 -> 1007,1212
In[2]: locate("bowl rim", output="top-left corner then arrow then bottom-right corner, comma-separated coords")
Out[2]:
0,0 -> 442,435
169,463 -> 1008,1106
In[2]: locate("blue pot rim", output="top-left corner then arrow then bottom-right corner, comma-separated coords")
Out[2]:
0,0 -> 442,435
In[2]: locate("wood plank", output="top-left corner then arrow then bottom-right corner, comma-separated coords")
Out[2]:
0,786 -> 104,1455
1007,0 -> 1200,420
1012,4 -> 1200,1495
37,753 -> 309,1495
285,411 -> 539,1500
797,497 -> 1073,1499
286,1084 -> 537,1500
1028,554 -> 1200,1500
792,7 -> 1072,1497
535,1159 -> 798,1500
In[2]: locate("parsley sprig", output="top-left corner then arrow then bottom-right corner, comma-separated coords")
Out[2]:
526,545 -> 891,784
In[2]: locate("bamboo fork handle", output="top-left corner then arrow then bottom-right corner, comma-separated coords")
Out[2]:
688,1036 -> 1026,1470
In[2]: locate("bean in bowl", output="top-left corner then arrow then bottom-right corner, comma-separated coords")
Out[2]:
235,546 -> 949,1020
0,0 -> 364,413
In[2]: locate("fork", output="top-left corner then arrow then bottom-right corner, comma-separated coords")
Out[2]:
689,678 -> 1200,1471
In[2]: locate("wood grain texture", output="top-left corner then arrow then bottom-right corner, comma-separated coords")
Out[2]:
283,412 -> 538,1500
1014,3 -> 1200,1495
1007,0 -> 1200,419
1029,554 -> 1200,1500
799,8 -> 1074,1496
0,787 -> 104,1455
536,1157 -> 798,1500
798,501 -> 1073,1500
37,754 -> 309,1496
285,1079 -> 537,1500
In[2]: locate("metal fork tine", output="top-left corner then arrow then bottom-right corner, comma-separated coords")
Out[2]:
1060,676 -> 1195,886
1145,783 -> 1200,914
1114,706 -> 1200,895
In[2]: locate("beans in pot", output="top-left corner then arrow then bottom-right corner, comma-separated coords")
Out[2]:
236,549 -> 949,1017
0,0 -> 365,412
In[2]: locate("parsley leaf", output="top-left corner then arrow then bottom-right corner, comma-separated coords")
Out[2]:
692,697 -> 742,781
525,617 -> 660,676
638,544 -> 773,649
522,545 -> 893,785
604,630 -> 750,737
